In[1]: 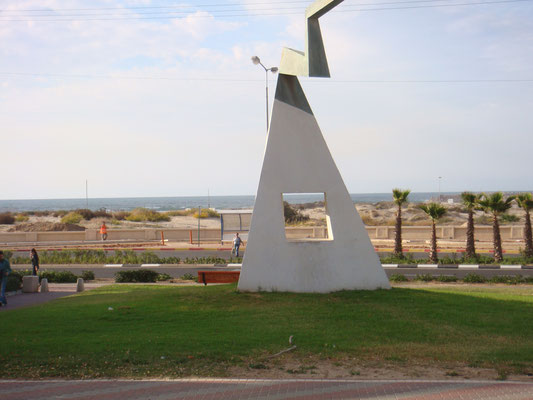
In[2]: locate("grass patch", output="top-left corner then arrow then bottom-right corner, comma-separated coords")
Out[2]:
1,285 -> 533,379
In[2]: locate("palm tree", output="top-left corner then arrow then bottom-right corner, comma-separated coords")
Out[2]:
515,193 -> 533,258
461,192 -> 479,260
419,203 -> 446,264
392,188 -> 410,257
477,192 -> 515,262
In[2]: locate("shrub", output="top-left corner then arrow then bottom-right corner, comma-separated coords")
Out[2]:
165,210 -> 192,217
415,274 -> 434,282
6,271 -> 24,291
380,254 -> 415,264
81,270 -> 95,281
463,273 -> 486,283
283,202 -> 309,224
0,212 -> 15,224
180,273 -> 197,281
156,273 -> 172,281
15,214 -> 30,222
389,274 -> 408,282
436,275 -> 458,283
126,208 -> 170,222
39,270 -> 79,283
52,210 -> 69,217
489,275 -> 524,284
113,211 -> 130,221
501,214 -> 520,223
74,209 -> 95,220
115,269 -> 159,283
61,212 -> 83,224
192,208 -> 220,219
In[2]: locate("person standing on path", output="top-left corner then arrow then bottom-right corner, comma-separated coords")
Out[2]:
100,222 -> 108,241
30,248 -> 39,276
232,233 -> 244,257
0,251 -> 12,306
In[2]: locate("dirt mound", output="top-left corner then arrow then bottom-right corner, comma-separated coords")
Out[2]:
8,222 -> 86,232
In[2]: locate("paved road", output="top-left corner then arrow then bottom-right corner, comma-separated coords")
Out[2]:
1,379 -> 533,399
10,264 -> 533,279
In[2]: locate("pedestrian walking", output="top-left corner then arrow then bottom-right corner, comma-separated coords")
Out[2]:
232,233 -> 244,257
30,248 -> 39,276
100,221 -> 108,241
0,251 -> 12,306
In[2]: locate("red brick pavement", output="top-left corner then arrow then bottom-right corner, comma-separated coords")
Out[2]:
1,379 -> 533,400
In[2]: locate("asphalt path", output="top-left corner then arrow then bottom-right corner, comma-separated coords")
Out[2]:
2,379 -> 533,399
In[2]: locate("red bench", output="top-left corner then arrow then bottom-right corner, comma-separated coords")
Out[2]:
198,271 -> 240,285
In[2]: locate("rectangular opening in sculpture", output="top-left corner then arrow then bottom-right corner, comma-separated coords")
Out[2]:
282,193 -> 333,241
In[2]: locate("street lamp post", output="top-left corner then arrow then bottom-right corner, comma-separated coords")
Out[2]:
438,176 -> 442,203
251,56 -> 278,132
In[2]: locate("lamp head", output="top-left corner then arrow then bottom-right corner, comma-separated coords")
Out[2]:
270,67 -> 279,73
251,56 -> 260,65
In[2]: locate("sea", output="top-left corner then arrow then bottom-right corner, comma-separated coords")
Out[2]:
0,192 -> 457,213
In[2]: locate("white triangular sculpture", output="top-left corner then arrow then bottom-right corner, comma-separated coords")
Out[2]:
238,74 -> 390,292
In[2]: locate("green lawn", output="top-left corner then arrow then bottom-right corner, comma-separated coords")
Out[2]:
1,284 -> 533,378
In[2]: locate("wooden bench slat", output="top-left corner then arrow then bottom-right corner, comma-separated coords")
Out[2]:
198,271 -> 240,285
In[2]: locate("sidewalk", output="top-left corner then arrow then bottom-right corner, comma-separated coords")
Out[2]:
1,378 -> 533,399
0,283 -> 106,312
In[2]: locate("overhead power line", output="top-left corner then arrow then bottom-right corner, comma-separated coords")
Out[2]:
2,71 -> 532,83
0,0 -> 531,21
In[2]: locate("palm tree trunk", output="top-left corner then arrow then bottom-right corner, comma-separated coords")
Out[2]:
394,206 -> 403,257
429,220 -> 438,264
524,209 -> 533,258
465,209 -> 476,259
493,214 -> 503,262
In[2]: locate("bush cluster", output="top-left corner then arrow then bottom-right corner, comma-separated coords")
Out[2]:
126,208 -> 170,222
180,273 -> 197,281
389,274 -> 408,282
115,270 -> 160,283
15,214 -> 30,222
380,253 -> 533,265
5,271 -> 24,291
10,250 -> 180,265
389,273 -> 533,284
283,201 -> 310,224
0,212 -> 15,225
61,212 -> 84,224
40,270 -> 79,283
81,270 -> 95,281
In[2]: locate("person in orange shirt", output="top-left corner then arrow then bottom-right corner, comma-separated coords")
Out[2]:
100,222 -> 108,241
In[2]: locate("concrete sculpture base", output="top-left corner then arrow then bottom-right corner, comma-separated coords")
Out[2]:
238,74 -> 390,293
22,276 -> 40,293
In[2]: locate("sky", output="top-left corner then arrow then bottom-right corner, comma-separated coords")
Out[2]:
1,0 -> 532,200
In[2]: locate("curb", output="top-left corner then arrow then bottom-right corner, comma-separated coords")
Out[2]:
381,264 -> 533,269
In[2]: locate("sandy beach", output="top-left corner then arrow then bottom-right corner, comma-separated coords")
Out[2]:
0,201 -> 527,233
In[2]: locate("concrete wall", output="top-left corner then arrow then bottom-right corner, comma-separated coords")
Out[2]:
364,225 -> 525,242
0,225 -> 526,244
